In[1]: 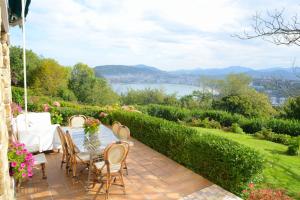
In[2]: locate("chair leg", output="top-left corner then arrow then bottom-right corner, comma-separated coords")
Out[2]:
72,158 -> 77,177
61,153 -> 65,168
105,178 -> 110,200
41,163 -> 47,179
119,173 -> 126,194
124,162 -> 128,175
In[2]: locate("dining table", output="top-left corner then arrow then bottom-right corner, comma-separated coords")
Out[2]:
62,124 -> 133,190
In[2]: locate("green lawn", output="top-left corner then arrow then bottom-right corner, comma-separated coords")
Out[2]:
196,127 -> 300,200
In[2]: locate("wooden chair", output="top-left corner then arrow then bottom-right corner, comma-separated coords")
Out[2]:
64,131 -> 90,177
68,115 -> 87,128
57,127 -> 70,169
117,126 -> 131,175
112,121 -> 122,134
118,125 -> 130,140
92,142 -> 129,200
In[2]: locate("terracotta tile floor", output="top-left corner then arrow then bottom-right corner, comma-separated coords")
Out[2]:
16,138 -> 212,200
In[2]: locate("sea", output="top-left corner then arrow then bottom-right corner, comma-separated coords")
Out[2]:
111,83 -> 200,97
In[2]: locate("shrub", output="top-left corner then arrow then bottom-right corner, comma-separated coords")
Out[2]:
146,104 -> 190,122
287,138 -> 300,156
266,118 -> 300,137
195,118 -> 222,129
255,128 -> 293,146
230,123 -> 244,134
12,87 -> 25,105
110,111 -> 264,194
143,104 -> 300,137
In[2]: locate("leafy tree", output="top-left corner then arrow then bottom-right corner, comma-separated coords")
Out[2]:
216,73 -> 252,97
31,59 -> 70,97
69,63 -> 119,105
213,89 -> 276,118
283,96 -> 300,120
10,46 -> 41,86
121,88 -> 179,106
180,91 -> 213,110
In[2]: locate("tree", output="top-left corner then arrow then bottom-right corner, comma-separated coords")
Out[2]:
199,75 -> 221,94
31,59 -> 70,97
216,73 -> 252,97
213,89 -> 276,118
211,74 -> 276,117
69,63 -> 119,105
236,9 -> 300,96
10,46 -> 41,86
283,96 -> 300,120
237,9 -> 300,46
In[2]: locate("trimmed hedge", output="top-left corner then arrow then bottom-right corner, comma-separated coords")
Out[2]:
111,111 -> 264,194
143,104 -> 300,137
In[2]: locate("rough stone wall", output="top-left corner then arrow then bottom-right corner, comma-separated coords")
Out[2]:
0,6 -> 14,200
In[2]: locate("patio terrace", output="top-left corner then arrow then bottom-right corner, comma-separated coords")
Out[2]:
16,137 -> 241,200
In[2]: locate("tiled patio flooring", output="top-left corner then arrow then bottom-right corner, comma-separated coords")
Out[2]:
16,138 -> 239,200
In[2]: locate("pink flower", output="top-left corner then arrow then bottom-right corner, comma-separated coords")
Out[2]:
249,183 -> 255,189
10,162 -> 17,167
43,104 -> 50,112
22,173 -> 27,178
53,101 -> 61,107
28,172 -> 33,177
16,150 -> 22,155
20,163 -> 26,168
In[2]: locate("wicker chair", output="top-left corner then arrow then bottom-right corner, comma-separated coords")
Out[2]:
93,142 -> 129,200
68,115 -> 87,128
112,121 -> 122,134
64,131 -> 90,177
117,126 -> 131,175
118,125 -> 130,140
57,127 -> 70,169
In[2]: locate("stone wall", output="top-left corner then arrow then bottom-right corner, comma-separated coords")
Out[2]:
0,6 -> 14,200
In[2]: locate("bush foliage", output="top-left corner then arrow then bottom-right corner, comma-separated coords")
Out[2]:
110,111 -> 264,194
142,104 -> 300,137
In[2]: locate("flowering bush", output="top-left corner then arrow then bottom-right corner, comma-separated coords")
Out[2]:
7,142 -> 34,181
84,117 -> 100,135
242,183 -> 292,200
53,101 -> 61,107
43,104 -> 50,112
11,102 -> 22,117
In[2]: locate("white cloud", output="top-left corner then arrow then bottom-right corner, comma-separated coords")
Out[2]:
9,0 -> 300,70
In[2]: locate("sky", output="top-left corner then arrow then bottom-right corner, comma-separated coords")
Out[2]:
9,0 -> 300,71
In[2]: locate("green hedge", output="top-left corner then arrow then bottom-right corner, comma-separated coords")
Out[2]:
111,111 -> 264,194
143,104 -> 300,137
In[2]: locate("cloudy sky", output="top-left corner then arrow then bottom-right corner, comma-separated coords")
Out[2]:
10,0 -> 300,70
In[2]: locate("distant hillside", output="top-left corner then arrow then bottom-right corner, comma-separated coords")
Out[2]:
94,64 -> 163,76
94,65 -> 299,85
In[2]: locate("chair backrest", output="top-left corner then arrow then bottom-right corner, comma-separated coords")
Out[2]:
57,127 -> 68,154
112,121 -> 122,134
104,142 -> 128,171
118,125 -> 130,140
64,131 -> 76,156
68,115 -> 86,128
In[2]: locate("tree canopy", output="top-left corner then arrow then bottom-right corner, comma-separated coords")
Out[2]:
69,63 -> 119,105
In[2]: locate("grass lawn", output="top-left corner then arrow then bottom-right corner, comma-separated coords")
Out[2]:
196,127 -> 300,200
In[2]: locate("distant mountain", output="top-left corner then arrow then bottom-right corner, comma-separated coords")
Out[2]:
94,64 -> 163,76
94,65 -> 299,85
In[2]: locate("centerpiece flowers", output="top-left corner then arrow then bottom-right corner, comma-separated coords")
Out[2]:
83,117 -> 100,135
8,142 -> 34,185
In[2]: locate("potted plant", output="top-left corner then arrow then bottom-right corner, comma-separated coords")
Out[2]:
7,142 -> 34,187
83,117 -> 101,135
